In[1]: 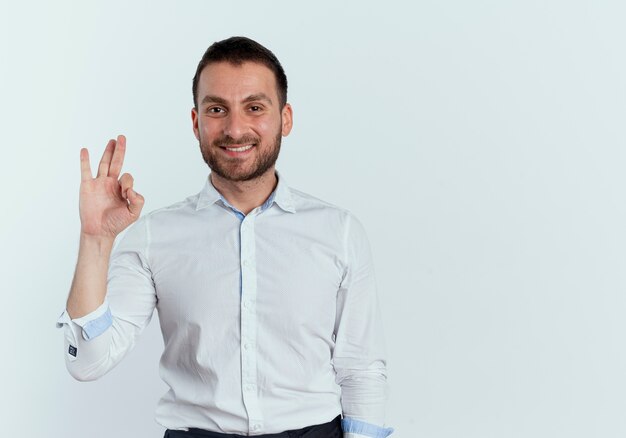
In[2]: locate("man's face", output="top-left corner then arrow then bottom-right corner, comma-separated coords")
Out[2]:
192,61 -> 293,182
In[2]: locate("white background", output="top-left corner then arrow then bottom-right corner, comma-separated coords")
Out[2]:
1,0 -> 625,437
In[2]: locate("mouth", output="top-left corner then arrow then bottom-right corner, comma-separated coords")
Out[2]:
220,143 -> 256,157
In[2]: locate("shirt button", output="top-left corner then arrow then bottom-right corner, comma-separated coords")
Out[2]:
243,300 -> 252,309
242,260 -> 248,267
252,424 -> 261,431
245,384 -> 255,392
244,343 -> 252,350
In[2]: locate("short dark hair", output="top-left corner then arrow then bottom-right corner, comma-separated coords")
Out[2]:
192,36 -> 288,109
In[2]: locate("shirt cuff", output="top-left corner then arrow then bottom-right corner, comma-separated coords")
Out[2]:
56,300 -> 113,341
342,418 -> 394,438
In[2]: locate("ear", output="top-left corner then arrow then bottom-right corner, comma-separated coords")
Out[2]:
191,107 -> 200,140
281,103 -> 293,137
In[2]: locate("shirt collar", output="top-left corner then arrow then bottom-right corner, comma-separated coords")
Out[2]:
195,169 -> 296,214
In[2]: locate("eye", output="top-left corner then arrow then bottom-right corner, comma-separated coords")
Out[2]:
207,107 -> 225,114
249,105 -> 262,112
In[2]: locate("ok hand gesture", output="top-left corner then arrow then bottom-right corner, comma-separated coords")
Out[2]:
79,135 -> 145,239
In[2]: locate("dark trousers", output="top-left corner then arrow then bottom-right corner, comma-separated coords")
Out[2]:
164,415 -> 342,438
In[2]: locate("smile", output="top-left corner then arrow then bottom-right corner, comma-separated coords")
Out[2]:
220,143 -> 256,157
225,144 -> 254,152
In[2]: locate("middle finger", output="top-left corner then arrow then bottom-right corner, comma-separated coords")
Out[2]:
109,134 -> 126,180
97,139 -> 116,177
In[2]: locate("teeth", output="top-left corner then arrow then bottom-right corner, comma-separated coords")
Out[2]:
226,144 -> 254,152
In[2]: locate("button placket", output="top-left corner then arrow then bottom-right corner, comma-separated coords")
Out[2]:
239,214 -> 263,433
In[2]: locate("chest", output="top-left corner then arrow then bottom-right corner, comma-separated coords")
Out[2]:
150,219 -> 345,334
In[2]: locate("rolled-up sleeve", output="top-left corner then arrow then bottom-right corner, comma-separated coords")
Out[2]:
333,214 -> 394,437
56,215 -> 157,381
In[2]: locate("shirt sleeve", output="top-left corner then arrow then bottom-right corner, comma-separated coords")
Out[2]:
56,215 -> 157,381
56,298 -> 112,345
333,213 -> 394,437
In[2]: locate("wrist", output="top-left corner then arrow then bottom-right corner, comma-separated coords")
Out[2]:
79,232 -> 115,254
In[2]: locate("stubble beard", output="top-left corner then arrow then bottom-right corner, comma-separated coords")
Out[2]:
200,130 -> 282,182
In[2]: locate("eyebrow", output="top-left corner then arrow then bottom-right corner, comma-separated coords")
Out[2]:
201,95 -> 227,106
243,93 -> 273,105
200,93 -> 273,107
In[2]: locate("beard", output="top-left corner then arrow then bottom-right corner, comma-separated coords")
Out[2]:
199,129 -> 282,182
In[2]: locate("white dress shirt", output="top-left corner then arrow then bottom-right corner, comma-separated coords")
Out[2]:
57,171 -> 393,437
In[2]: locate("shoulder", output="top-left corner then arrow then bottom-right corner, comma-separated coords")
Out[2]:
116,193 -> 198,244
285,185 -> 369,241
142,193 -> 199,223
287,186 -> 352,218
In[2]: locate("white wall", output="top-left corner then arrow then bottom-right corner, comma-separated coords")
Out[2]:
2,1 -> 625,437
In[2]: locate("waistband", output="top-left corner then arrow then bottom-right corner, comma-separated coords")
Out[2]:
165,415 -> 342,438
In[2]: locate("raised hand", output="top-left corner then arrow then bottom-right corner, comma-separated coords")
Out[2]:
79,135 -> 145,238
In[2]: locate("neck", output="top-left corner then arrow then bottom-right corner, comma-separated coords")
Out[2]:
210,168 -> 278,215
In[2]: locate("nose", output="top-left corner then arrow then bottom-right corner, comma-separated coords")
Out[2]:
223,109 -> 247,140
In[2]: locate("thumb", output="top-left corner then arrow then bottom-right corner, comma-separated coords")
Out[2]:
127,188 -> 145,217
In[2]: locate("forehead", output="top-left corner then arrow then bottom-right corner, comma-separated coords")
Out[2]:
198,61 -> 278,102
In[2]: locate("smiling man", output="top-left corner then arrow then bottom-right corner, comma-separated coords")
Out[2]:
57,36 -> 393,438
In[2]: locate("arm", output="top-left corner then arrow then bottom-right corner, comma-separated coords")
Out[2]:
68,135 -> 140,319
66,233 -> 115,319
57,135 -> 150,381
333,214 -> 394,438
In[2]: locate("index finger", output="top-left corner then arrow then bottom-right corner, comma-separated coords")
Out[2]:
80,148 -> 93,182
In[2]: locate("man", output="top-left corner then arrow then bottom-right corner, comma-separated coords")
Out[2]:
57,36 -> 393,438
